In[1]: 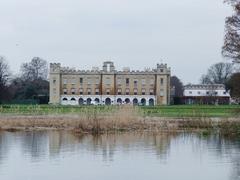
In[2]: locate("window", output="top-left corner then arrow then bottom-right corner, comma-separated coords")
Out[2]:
223,91 -> 227,95
150,79 -> 154,85
206,91 -> 209,95
95,88 -> 99,95
95,77 -> 99,85
79,88 -> 83,95
53,79 -> 56,84
198,91 -> 201,95
215,92 -> 218,95
117,88 -> 122,95
142,79 -> 146,85
160,69 -> 163,73
71,78 -> 76,85
189,91 -> 192,94
87,77 -> 91,85
134,79 -> 138,86
80,78 -> 83,84
142,89 -> 146,95
134,88 -> 138,95
106,77 -> 111,85
63,89 -> 67,95
117,78 -> 121,85
87,88 -> 91,95
106,89 -> 110,95
150,89 -> 154,95
63,79 -> 67,85
71,88 -> 76,95
126,88 -> 130,95
160,78 -> 164,85
126,78 -> 129,85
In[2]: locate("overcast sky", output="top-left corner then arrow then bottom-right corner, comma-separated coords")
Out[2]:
0,0 -> 233,83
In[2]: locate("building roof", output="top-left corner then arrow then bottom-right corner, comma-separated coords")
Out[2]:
184,84 -> 226,90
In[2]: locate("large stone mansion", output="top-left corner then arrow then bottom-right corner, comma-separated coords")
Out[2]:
49,61 -> 171,106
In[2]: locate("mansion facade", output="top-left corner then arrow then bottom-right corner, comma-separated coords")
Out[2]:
49,61 -> 171,106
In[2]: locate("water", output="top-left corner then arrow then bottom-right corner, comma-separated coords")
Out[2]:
0,131 -> 239,180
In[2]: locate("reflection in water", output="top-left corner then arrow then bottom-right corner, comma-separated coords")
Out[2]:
20,131 -> 48,161
46,132 -> 173,162
0,131 -> 239,180
0,132 -> 10,165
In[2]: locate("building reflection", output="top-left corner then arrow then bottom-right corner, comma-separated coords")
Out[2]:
46,131 -> 175,162
0,130 -> 239,180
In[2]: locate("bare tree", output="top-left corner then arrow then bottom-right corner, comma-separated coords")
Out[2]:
222,0 -> 240,63
226,72 -> 240,103
200,62 -> 234,85
170,76 -> 184,104
0,56 -> 10,86
21,57 -> 48,81
200,74 -> 212,84
170,76 -> 184,97
0,56 -> 10,103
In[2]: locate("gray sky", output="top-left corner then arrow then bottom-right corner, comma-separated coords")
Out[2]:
0,0 -> 232,83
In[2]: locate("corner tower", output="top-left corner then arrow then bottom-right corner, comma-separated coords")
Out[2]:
155,63 -> 171,105
49,63 -> 61,104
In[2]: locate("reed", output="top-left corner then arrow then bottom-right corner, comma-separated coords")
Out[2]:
0,106 -> 145,133
0,105 -> 240,136
218,118 -> 240,137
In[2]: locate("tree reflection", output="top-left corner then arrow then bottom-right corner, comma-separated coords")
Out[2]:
0,131 -> 10,166
193,134 -> 240,180
20,131 -> 48,161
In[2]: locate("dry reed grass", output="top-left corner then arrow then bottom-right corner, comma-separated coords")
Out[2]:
0,106 -> 239,135
0,106 -> 146,133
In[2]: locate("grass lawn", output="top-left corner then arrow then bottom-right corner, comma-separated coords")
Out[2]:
141,105 -> 240,118
0,104 -> 239,118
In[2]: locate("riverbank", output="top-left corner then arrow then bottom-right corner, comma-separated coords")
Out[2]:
0,114 -> 240,137
0,105 -> 239,136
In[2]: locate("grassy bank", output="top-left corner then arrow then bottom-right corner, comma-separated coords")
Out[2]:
0,105 -> 239,136
0,104 -> 240,118
141,105 -> 240,117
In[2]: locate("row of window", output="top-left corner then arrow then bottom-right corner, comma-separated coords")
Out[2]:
188,91 -> 227,95
61,78 -> 164,86
63,88 -> 155,95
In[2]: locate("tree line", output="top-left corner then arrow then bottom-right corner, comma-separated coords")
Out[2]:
0,56 -> 49,104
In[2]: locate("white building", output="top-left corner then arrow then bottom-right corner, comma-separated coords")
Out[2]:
183,84 -> 230,105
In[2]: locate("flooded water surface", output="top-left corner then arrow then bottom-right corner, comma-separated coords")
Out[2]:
0,131 -> 239,180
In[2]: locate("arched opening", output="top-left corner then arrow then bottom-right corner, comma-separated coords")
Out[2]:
125,98 -> 130,104
105,98 -> 111,105
63,98 -> 68,101
117,98 -> 122,104
149,98 -> 154,106
141,98 -> 146,106
79,98 -> 84,105
94,98 -> 100,105
71,98 -> 76,101
86,98 -> 92,105
133,98 -> 138,105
